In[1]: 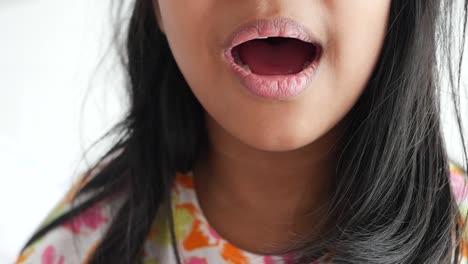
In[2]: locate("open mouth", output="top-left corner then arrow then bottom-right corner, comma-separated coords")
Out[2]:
231,37 -> 322,76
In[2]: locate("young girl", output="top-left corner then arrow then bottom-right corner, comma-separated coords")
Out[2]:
16,0 -> 468,263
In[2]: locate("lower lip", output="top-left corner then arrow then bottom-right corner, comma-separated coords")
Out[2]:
223,49 -> 321,100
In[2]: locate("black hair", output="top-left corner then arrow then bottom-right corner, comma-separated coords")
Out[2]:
22,0 -> 468,263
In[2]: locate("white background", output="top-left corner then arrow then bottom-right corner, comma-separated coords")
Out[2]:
0,0 -> 467,263
0,0 -> 125,262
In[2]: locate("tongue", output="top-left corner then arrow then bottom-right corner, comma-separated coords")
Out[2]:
236,37 -> 315,75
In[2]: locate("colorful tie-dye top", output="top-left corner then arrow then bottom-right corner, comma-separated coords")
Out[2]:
16,163 -> 468,264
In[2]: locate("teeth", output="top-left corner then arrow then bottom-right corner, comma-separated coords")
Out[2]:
232,51 -> 251,72
242,64 -> 252,73
302,60 -> 312,70
233,52 -> 243,65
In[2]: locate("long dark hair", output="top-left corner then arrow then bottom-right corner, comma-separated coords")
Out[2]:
23,0 -> 468,263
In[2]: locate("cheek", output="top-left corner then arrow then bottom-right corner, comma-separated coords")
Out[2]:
155,0 -> 391,152
156,0 -> 216,74
326,1 -> 391,97
156,0 -> 225,105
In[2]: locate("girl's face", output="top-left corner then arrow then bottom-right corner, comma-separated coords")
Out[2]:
154,1 -> 391,152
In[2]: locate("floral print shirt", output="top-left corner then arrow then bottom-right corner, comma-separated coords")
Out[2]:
16,163 -> 468,264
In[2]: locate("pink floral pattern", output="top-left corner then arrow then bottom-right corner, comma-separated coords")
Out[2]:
187,257 -> 209,264
16,162 -> 468,263
41,246 -> 64,264
63,203 -> 108,234
451,165 -> 468,203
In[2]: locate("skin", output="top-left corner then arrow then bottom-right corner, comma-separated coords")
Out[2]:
153,0 -> 391,255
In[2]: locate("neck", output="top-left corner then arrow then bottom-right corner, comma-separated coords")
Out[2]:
192,115 -> 346,254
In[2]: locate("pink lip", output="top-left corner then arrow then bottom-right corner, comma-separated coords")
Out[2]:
223,17 -> 323,100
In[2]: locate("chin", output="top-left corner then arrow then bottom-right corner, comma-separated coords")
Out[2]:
242,129 -> 318,152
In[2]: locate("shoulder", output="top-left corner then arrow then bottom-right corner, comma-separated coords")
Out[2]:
15,166 -> 121,264
449,162 -> 468,223
449,162 -> 468,263
449,162 -> 468,204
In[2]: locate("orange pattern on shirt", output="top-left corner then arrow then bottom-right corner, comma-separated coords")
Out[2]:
183,219 -> 211,251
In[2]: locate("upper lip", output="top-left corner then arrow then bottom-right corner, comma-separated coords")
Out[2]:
223,16 -> 322,52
